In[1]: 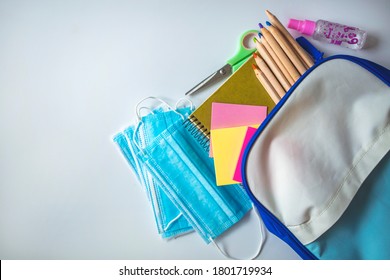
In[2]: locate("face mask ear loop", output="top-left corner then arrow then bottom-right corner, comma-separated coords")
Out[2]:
138,107 -> 154,116
175,98 -> 195,111
132,120 -> 144,153
135,96 -> 174,121
163,213 -> 184,231
175,98 -> 194,125
211,207 -> 266,260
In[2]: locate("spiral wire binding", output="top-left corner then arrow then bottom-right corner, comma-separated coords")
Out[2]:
183,115 -> 210,152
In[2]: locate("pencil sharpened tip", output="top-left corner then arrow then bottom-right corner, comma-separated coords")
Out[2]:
258,23 -> 264,29
252,64 -> 258,70
258,32 -> 262,38
266,21 -> 272,26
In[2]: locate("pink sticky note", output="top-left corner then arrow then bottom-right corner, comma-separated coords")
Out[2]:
209,103 -> 267,157
233,127 -> 258,183
211,103 -> 267,130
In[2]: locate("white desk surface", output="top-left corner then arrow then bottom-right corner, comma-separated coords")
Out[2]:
1,0 -> 389,260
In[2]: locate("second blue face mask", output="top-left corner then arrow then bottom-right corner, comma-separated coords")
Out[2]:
113,104 -> 194,239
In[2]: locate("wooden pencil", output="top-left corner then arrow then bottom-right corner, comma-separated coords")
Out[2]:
267,22 -> 307,75
259,23 -> 300,82
254,37 -> 291,91
252,64 -> 281,104
260,34 -> 294,85
253,52 -> 285,98
265,10 -> 314,68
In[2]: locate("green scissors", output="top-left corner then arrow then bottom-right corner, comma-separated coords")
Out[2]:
184,30 -> 258,96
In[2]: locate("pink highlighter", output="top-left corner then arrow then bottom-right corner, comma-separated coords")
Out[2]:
288,18 -> 367,50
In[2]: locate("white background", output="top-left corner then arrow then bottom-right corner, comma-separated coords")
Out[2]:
1,0 -> 389,260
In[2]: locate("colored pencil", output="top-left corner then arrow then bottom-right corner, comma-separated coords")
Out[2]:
265,10 -> 314,68
266,22 -> 307,75
253,52 -> 285,98
259,34 -> 294,87
259,23 -> 300,82
252,64 -> 281,104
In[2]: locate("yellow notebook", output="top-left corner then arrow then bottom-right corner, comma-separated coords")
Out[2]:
187,57 -> 276,140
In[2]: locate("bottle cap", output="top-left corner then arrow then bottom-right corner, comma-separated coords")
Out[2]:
288,19 -> 316,36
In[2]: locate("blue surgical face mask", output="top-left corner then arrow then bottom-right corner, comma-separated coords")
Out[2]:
135,107 -> 253,245
113,100 -> 194,239
116,97 -> 265,259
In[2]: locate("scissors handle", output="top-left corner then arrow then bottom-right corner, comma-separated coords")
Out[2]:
226,30 -> 258,72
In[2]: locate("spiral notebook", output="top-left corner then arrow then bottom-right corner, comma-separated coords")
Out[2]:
188,57 -> 275,149
186,57 -> 276,143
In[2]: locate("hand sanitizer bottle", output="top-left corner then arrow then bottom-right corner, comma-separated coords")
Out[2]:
288,18 -> 367,50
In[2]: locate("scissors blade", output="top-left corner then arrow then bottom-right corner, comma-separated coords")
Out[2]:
184,64 -> 232,96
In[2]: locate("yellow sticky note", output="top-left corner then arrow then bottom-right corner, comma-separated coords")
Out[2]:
211,125 -> 257,186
